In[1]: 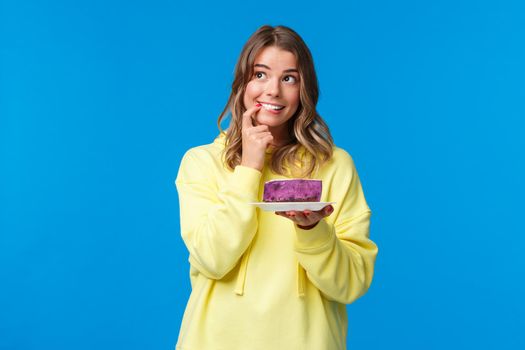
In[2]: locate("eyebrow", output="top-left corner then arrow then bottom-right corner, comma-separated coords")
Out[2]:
254,63 -> 298,73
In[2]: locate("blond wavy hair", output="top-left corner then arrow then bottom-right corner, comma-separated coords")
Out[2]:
217,25 -> 334,178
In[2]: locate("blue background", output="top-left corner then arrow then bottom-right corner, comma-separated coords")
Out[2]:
1,0 -> 524,349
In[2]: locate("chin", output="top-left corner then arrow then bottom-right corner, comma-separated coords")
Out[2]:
255,118 -> 284,127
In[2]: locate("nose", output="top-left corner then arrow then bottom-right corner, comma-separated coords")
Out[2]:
265,77 -> 280,97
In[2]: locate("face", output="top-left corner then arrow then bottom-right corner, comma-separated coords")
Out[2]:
243,46 -> 301,137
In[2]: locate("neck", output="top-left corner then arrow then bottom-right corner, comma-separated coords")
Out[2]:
267,124 -> 293,147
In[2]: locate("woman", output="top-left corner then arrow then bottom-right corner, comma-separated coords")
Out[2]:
174,24 -> 378,350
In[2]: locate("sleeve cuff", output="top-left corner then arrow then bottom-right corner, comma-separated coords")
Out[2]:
230,165 -> 262,201
294,219 -> 336,253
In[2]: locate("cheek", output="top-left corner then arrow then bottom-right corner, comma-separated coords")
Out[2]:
286,89 -> 300,107
245,81 -> 262,98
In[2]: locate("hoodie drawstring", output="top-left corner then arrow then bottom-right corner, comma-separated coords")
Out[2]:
234,243 -> 253,296
297,263 -> 306,297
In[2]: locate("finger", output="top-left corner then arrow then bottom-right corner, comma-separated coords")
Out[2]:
295,212 -> 313,226
302,210 -> 315,222
315,204 -> 333,215
251,131 -> 273,140
245,124 -> 270,135
323,205 -> 334,217
278,212 -> 294,219
246,133 -> 273,148
288,211 -> 306,222
294,211 -> 305,220
262,134 -> 274,145
242,103 -> 263,130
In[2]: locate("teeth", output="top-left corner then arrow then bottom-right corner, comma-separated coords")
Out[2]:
261,103 -> 284,110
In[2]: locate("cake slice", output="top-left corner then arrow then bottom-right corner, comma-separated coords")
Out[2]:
263,179 -> 322,202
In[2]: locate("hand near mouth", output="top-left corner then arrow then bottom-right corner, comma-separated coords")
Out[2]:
240,103 -> 274,172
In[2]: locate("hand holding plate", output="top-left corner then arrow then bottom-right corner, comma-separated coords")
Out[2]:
275,204 -> 334,229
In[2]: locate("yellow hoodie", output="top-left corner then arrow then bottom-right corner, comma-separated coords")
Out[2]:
174,132 -> 378,350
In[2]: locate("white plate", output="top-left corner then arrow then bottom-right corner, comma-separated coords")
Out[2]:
248,201 -> 335,212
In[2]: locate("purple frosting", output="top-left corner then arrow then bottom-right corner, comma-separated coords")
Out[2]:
263,179 -> 322,202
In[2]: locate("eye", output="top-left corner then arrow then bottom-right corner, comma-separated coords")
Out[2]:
254,71 -> 266,79
283,75 -> 298,84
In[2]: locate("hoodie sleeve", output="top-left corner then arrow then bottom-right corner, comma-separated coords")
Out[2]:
175,148 -> 262,280
293,150 -> 378,304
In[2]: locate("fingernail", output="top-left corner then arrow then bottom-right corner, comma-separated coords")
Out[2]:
255,103 -> 262,107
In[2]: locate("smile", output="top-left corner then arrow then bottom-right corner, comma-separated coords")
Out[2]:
258,102 -> 285,111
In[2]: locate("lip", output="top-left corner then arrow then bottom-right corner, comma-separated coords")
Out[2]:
256,101 -> 286,114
